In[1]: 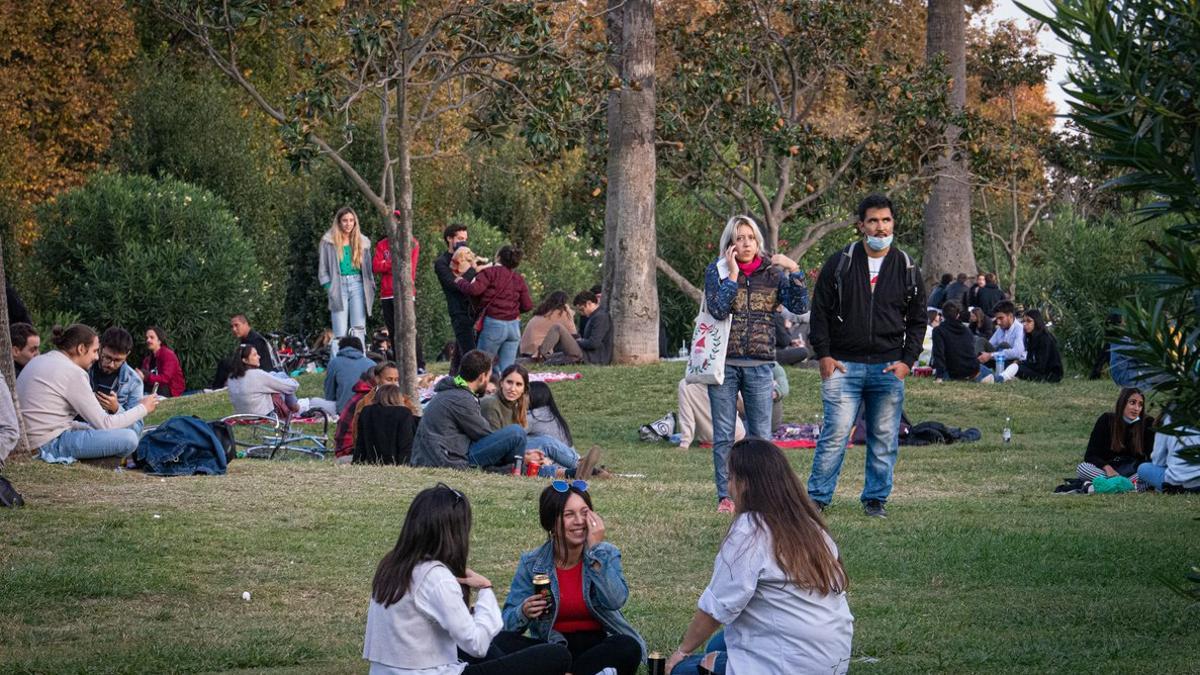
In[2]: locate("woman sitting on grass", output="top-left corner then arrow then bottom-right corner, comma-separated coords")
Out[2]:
500,481 -> 646,675
666,438 -> 853,675
353,384 -> 419,466
1077,387 -> 1156,482
1013,309 -> 1063,383
226,344 -> 300,417
480,365 -> 601,479
363,483 -> 570,675
520,291 -> 583,363
527,381 -> 610,479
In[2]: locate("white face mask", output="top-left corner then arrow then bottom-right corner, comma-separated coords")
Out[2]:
1123,415 -> 1140,424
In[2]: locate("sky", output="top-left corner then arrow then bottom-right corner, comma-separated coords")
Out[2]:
987,0 -> 1074,123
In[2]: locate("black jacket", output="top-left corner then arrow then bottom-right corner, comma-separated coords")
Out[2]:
974,283 -> 1005,316
577,307 -> 612,365
433,251 -> 477,322
210,330 -> 278,389
1084,412 -> 1155,470
943,281 -> 970,315
809,243 -> 927,366
931,319 -> 980,380
354,404 -> 419,465
1017,330 -> 1063,382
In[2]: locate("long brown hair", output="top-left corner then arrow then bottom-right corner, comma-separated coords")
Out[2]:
497,363 -> 529,427
727,438 -> 847,594
330,206 -> 364,268
371,484 -> 471,608
1111,387 -> 1152,458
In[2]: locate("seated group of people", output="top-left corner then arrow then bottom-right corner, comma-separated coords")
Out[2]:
518,289 -> 612,366
928,300 -> 1063,384
365,439 -> 854,675
1075,387 -> 1200,493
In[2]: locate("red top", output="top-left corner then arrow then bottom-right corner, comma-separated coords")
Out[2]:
455,266 -> 533,321
552,562 -> 603,634
372,237 -> 420,300
141,345 -> 185,397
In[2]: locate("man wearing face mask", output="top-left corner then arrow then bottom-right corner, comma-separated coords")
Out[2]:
807,194 -> 927,518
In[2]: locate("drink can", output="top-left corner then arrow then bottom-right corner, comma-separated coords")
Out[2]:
525,457 -> 540,477
647,652 -> 666,675
531,573 -> 554,616
512,456 -> 524,476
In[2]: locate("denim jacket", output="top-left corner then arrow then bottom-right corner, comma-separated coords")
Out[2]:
502,540 -> 647,661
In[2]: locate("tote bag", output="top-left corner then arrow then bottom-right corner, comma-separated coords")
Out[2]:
685,261 -> 732,385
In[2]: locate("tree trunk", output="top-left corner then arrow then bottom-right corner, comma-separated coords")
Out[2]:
601,0 -> 623,308
391,43 -> 419,406
922,0 -> 976,285
603,0 -> 658,363
0,238 -> 32,461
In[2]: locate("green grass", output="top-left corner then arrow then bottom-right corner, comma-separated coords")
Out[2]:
1,363 -> 1197,673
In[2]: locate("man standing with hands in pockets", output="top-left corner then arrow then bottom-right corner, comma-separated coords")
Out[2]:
807,194 -> 926,518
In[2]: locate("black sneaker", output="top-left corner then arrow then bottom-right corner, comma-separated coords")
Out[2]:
863,499 -> 887,518
0,475 -> 25,508
814,501 -> 828,513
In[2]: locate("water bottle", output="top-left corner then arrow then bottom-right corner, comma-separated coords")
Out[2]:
995,353 -> 1006,375
1002,417 -> 1012,444
678,341 -> 688,359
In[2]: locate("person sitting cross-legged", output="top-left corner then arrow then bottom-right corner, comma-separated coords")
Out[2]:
353,384 -> 420,466
410,349 -> 526,470
1077,387 -> 1156,483
931,301 -> 1000,383
226,344 -> 301,417
1137,414 -> 1200,493
325,335 -> 376,415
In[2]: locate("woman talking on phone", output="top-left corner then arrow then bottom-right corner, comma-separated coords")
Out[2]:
702,216 -> 808,513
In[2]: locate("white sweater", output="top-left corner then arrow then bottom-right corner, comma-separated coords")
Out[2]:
363,561 -> 501,675
15,350 -> 146,449
226,369 -> 299,417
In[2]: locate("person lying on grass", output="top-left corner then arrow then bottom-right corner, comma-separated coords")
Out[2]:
480,364 -> 601,479
363,482 -> 570,675
666,439 -> 853,675
500,481 -> 646,675
1077,387 -> 1156,483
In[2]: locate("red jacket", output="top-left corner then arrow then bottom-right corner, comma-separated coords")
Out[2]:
141,345 -> 185,397
456,265 -> 533,321
334,379 -> 374,457
372,237 -> 419,300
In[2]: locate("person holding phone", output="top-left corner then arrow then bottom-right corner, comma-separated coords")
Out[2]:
499,481 -> 645,675
702,215 -> 808,513
89,327 -> 146,435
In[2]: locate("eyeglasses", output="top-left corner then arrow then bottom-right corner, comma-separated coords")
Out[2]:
437,482 -> 464,503
551,479 -> 588,493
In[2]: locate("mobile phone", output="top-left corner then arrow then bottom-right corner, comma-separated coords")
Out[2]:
96,384 -> 115,394
151,383 -> 160,396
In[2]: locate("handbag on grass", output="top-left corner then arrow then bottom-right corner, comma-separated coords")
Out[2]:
685,260 -> 732,386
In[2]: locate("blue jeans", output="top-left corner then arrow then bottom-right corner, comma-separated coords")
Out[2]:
670,631 -> 728,675
807,360 -> 906,505
331,274 -> 366,358
468,424 -> 526,468
527,434 -> 580,477
39,427 -> 140,464
476,317 -> 521,373
1137,462 -> 1166,491
708,363 -> 774,500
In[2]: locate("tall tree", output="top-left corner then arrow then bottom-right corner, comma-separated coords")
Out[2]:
602,0 -> 658,363
0,240 -> 31,460
142,0 -> 595,401
655,0 -> 952,299
922,0 -> 978,284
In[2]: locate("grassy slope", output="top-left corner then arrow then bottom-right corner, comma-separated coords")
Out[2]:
1,363 -> 1197,674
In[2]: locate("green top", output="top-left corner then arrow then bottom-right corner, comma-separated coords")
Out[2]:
338,244 -> 359,275
479,394 -> 521,431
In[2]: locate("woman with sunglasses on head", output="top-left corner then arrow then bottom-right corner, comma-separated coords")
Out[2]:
364,483 -> 569,675
500,481 -> 645,675
666,439 -> 853,675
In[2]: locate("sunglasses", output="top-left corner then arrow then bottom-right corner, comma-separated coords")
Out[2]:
437,482 -> 465,503
551,479 -> 588,493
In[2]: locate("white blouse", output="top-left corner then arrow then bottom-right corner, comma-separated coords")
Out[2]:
363,561 -> 501,675
698,514 -> 854,675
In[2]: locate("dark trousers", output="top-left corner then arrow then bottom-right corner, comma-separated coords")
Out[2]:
381,297 -> 425,370
449,314 -> 477,376
461,641 -> 570,675
492,630 -> 641,675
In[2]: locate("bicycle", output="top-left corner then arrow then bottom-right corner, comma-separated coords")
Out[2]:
267,331 -> 331,375
218,408 -> 332,460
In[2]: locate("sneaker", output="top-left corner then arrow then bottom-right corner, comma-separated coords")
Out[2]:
717,498 -> 736,514
814,501 -> 828,513
863,499 -> 888,518
0,475 -> 25,508
575,445 -> 603,481
592,466 -> 615,480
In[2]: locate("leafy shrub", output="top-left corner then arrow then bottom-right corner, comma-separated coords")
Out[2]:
34,173 -> 268,388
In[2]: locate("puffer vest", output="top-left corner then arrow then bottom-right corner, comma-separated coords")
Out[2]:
727,263 -> 783,361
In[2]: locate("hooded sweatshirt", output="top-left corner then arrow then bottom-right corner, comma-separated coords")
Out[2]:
410,377 -> 495,469
931,319 -> 980,380
324,347 -> 375,414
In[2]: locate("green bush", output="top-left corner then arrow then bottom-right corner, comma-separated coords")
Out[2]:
1017,207 -> 1164,370
34,173 -> 268,389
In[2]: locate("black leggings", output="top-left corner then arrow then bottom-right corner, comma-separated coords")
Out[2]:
491,630 -> 641,675
462,641 -> 570,675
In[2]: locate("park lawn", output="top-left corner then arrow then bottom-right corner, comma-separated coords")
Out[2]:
1,363 -> 1197,674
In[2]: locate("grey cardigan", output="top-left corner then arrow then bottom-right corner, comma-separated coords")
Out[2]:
317,230 -> 375,314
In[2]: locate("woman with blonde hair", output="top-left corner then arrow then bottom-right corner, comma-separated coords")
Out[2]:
666,438 -> 853,675
319,206 -> 375,358
702,215 -> 808,513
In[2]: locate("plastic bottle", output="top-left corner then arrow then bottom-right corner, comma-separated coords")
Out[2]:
678,341 -> 688,359
1002,417 -> 1012,444
995,353 -> 1006,375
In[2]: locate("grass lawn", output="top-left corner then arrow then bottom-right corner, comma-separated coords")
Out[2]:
1,362 -> 1197,673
